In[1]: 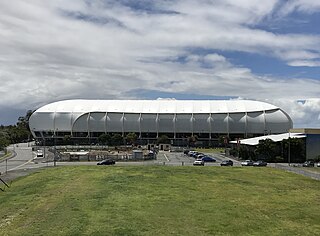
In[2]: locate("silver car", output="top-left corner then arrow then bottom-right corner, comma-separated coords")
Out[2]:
241,160 -> 254,166
193,159 -> 205,166
253,160 -> 267,167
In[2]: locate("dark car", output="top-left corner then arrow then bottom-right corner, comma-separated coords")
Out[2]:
302,160 -> 314,167
201,156 -> 216,162
253,160 -> 267,167
184,150 -> 190,155
97,159 -> 115,165
220,160 -> 233,166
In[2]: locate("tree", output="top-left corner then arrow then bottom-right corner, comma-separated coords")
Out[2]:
282,138 -> 305,163
111,134 -> 123,146
218,135 -> 229,147
98,133 -> 111,145
238,146 -> 255,160
0,110 -> 34,146
126,132 -> 137,145
157,135 -> 170,144
255,139 -> 277,161
187,135 -> 198,147
0,134 -> 10,151
63,135 -> 72,145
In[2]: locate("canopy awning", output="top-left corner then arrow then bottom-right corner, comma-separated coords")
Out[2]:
230,133 -> 306,146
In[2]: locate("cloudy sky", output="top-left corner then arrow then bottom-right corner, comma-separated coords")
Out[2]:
0,0 -> 320,127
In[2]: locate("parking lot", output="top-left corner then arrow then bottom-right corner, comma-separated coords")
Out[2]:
154,151 -> 241,166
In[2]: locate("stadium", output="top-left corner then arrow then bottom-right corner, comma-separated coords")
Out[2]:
29,99 -> 292,145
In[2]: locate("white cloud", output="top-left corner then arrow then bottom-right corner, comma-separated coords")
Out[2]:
287,60 -> 320,67
0,0 -> 319,127
269,98 -> 320,128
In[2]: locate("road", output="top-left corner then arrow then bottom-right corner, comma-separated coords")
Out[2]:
0,143 -> 51,175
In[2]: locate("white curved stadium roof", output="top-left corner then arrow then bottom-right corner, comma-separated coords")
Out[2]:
36,99 -> 279,114
30,99 -> 292,135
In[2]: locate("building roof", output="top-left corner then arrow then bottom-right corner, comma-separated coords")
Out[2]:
35,99 -> 281,114
230,133 -> 306,146
290,128 -> 320,134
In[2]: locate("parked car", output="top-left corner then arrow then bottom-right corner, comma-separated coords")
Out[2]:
253,160 -> 267,167
220,160 -> 233,166
189,151 -> 199,157
97,159 -> 116,165
241,160 -> 254,166
36,150 -> 44,158
184,150 -> 191,155
195,153 -> 205,159
317,162 -> 320,167
302,160 -> 314,167
193,159 -> 205,166
201,156 -> 216,162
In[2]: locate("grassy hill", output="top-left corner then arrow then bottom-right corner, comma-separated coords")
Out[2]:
0,166 -> 319,235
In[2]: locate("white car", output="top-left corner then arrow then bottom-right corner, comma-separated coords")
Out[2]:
241,160 -> 254,166
36,150 -> 44,158
317,162 -> 320,167
193,159 -> 204,166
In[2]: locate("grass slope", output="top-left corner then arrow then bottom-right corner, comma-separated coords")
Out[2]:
0,166 -> 319,236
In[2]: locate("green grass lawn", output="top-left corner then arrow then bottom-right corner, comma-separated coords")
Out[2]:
194,147 -> 225,154
0,166 -> 319,236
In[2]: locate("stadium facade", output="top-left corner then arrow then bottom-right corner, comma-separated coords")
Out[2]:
29,99 -> 292,145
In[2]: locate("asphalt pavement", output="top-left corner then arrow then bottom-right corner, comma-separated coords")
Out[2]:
0,143 -> 52,175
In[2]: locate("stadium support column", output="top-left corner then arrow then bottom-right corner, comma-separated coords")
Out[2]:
245,112 -> 248,138
70,112 -> 74,137
191,114 -> 194,137
209,114 -> 212,140
139,113 -> 142,139
87,112 -> 91,140
227,113 -> 230,138
263,110 -> 267,134
173,114 -> 176,139
104,112 -> 107,134
121,113 -> 125,138
156,113 -> 159,138
105,112 -> 108,134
